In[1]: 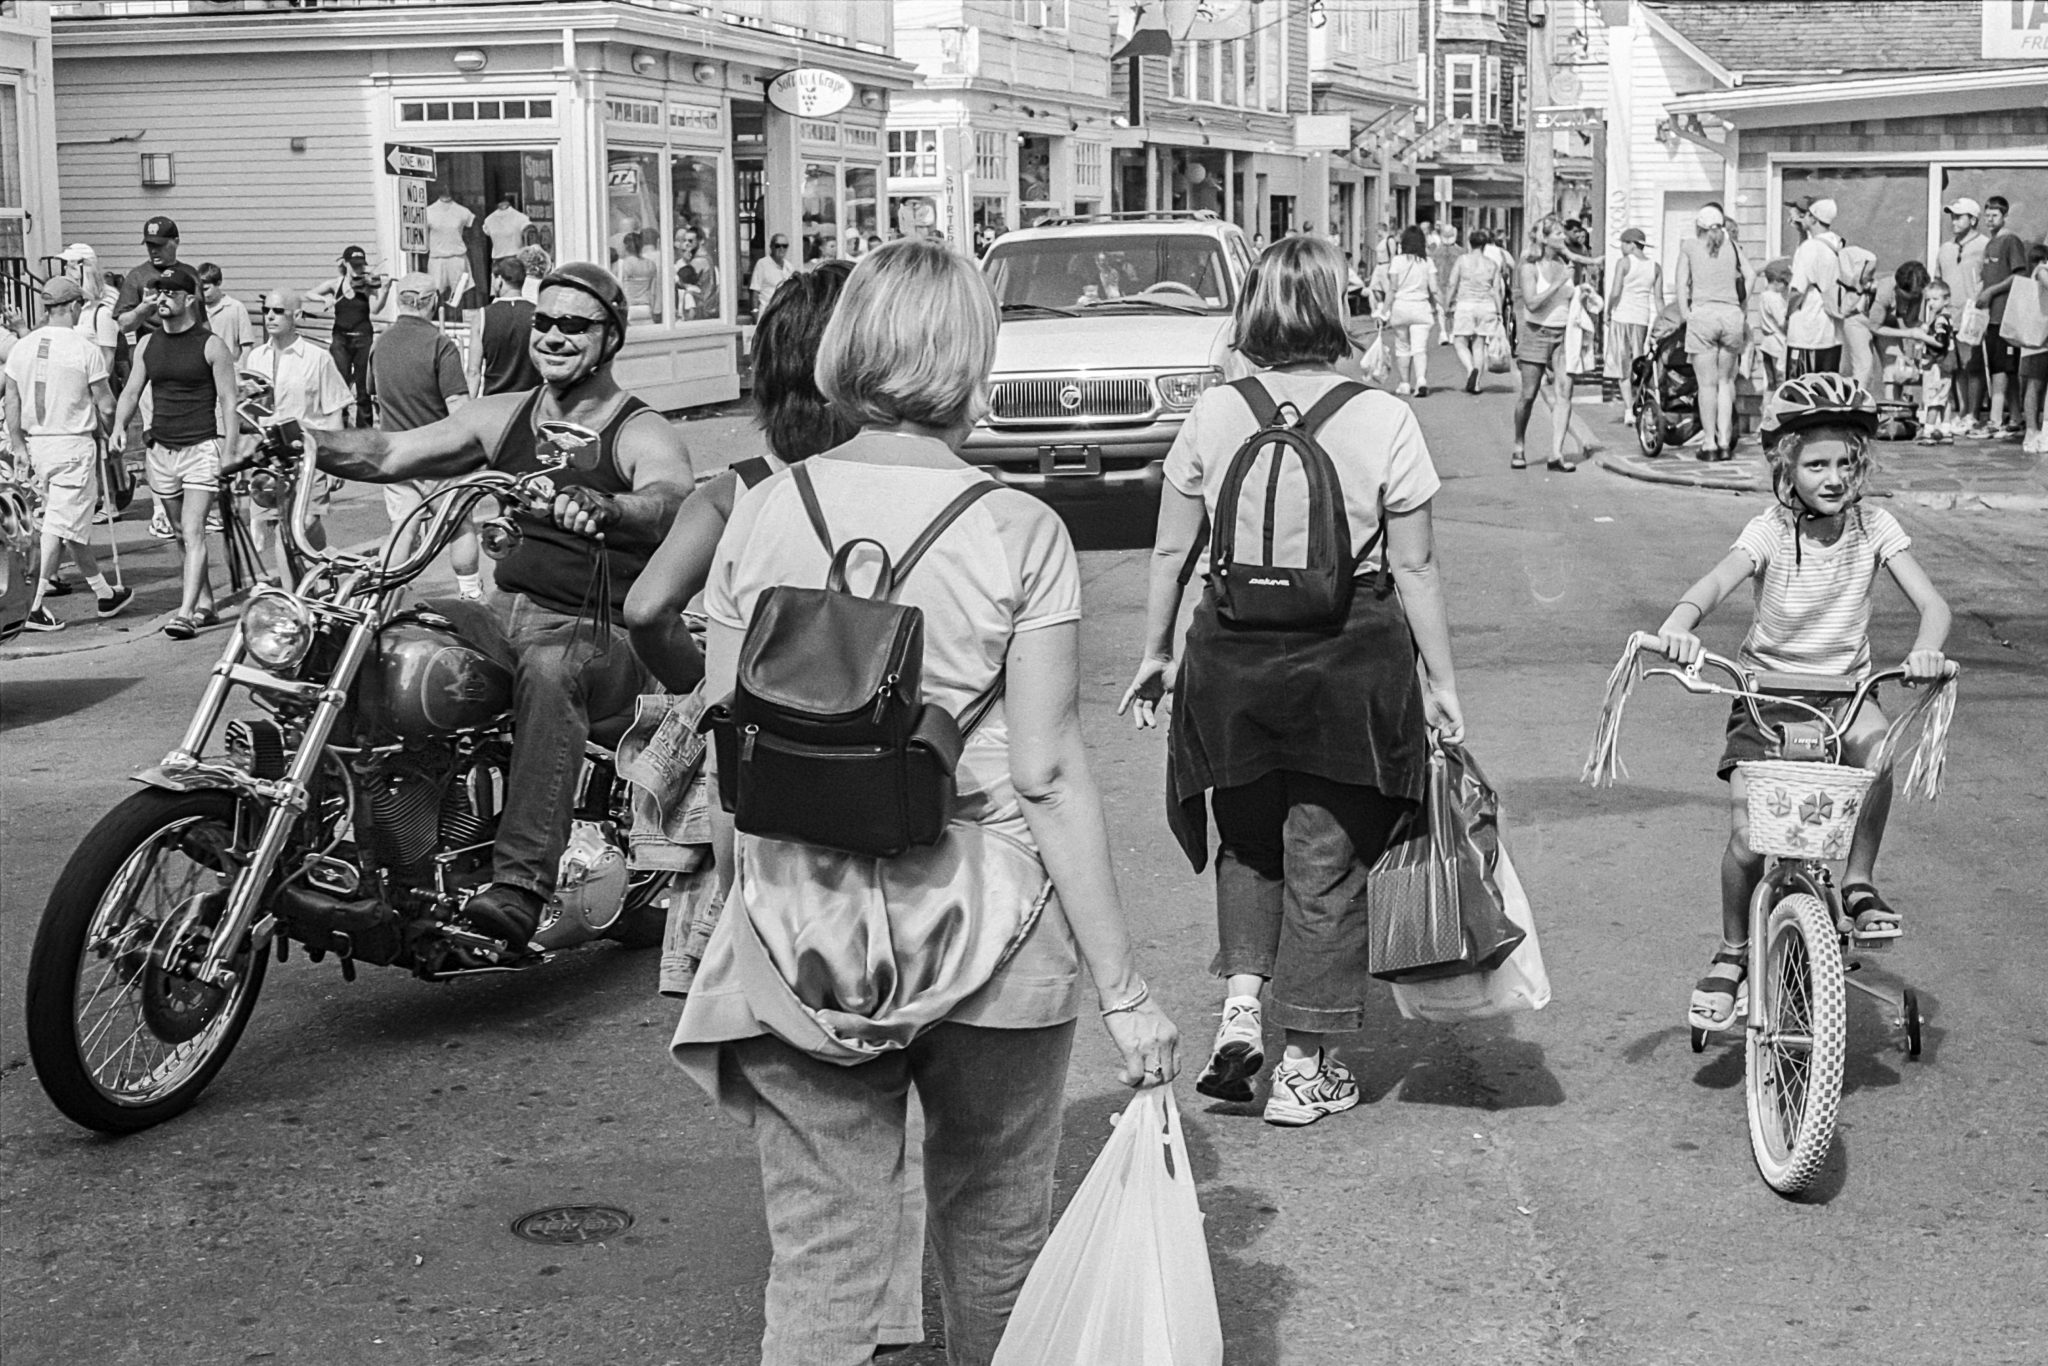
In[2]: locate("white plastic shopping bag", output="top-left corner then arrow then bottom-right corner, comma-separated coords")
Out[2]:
1389,841 -> 1551,1023
991,1087 -> 1223,1366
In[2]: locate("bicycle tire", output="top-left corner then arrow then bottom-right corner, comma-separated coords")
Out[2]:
1745,892 -> 1845,1195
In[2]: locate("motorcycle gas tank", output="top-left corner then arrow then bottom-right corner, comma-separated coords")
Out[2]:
351,612 -> 513,740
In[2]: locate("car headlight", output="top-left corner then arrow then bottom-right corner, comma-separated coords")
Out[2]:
242,591 -> 314,670
1157,369 -> 1222,410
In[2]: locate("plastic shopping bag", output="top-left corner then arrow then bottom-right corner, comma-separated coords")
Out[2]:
1485,321 -> 1513,373
1390,840 -> 1551,1022
1360,330 -> 1392,386
1368,740 -> 1524,981
1956,303 -> 1990,347
992,1088 -> 1223,1366
2004,276 -> 2048,349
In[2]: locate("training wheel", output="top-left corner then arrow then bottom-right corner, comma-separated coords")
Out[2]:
1902,987 -> 1923,1059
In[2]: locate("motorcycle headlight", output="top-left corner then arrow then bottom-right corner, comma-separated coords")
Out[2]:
242,591 -> 314,670
1157,369 -> 1222,410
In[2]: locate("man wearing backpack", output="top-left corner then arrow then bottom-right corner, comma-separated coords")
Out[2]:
298,263 -> 696,955
1787,198 -> 1846,378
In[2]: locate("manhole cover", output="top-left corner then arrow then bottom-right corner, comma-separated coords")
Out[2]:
510,1204 -> 634,1245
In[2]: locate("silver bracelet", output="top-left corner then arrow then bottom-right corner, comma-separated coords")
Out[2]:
1100,979 -> 1150,1017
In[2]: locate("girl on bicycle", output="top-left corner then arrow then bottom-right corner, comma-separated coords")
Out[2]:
1647,374 -> 1951,1032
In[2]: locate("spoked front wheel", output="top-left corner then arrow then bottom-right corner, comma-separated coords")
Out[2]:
25,789 -> 269,1134
1744,893 -> 1846,1195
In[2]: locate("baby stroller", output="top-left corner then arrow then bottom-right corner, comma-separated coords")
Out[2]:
1630,303 -> 1702,457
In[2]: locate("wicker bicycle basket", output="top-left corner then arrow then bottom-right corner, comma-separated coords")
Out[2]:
1737,760 -> 1877,859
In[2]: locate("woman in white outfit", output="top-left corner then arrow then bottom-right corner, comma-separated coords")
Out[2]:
1370,225 -> 1441,396
1607,228 -> 1661,414
1446,228 -> 1505,394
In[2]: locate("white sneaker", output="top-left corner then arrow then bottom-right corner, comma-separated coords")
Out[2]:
1262,1050 -> 1360,1127
1195,996 -> 1265,1103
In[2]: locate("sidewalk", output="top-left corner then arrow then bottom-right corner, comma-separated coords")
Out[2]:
1578,402 -> 2048,511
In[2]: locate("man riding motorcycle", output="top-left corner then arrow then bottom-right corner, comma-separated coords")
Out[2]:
299,263 -> 695,953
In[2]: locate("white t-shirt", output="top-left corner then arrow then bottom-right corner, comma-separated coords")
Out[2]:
1163,373 -> 1440,571
426,198 -> 474,256
1788,233 -> 1844,350
706,455 -> 1082,745
245,336 -> 353,431
483,205 -> 532,259
1734,504 -> 1911,677
76,300 -> 120,354
206,295 -> 252,356
748,253 -> 793,299
5,324 -> 109,436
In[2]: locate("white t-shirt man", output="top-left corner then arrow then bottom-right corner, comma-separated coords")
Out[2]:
483,204 -> 532,260
1788,231 -> 1845,350
6,324 -> 109,439
748,249 -> 794,301
206,294 -> 252,358
1933,230 -> 1987,312
76,298 -> 120,358
426,197 -> 475,257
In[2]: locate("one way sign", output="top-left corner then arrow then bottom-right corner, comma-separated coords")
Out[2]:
383,143 -> 436,178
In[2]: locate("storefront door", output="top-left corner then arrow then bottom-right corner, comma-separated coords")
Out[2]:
733,98 -> 767,326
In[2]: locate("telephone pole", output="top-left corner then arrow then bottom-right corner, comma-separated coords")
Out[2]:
1524,4 -> 1555,230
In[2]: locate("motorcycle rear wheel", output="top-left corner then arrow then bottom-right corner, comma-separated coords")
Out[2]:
26,789 -> 269,1134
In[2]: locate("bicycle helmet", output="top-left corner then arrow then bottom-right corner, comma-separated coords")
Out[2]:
537,262 -> 630,364
1757,372 -> 1878,447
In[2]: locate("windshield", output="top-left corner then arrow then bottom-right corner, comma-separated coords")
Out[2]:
982,234 -> 1235,314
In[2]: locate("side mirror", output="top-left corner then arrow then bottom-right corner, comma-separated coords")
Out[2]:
536,420 -> 603,473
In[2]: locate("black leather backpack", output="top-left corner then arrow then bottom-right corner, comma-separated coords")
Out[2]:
701,463 -> 1004,859
1208,377 -> 1380,631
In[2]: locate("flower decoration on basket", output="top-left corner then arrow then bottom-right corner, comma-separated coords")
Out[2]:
1819,828 -> 1852,860
1767,788 -> 1794,820
1798,791 -> 1834,827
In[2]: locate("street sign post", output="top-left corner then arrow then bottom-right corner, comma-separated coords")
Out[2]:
398,178 -> 428,255
383,143 -> 436,178
1434,174 -> 1454,204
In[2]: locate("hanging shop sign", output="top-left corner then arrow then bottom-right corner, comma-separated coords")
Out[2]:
765,68 -> 855,118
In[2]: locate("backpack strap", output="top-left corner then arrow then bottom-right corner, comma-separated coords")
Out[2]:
1295,380 -> 1368,437
1228,375 -> 1281,428
890,478 -> 1003,588
958,668 -> 1006,739
733,455 -> 775,489
790,460 -> 834,556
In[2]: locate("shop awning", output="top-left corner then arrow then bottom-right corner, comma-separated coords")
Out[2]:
1664,63 -> 2048,129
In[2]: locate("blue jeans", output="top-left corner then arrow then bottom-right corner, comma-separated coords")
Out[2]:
1211,770 -> 1410,1034
429,592 -> 646,897
724,1020 -> 1076,1366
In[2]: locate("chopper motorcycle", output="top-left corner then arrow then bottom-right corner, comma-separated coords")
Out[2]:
24,413 -> 675,1134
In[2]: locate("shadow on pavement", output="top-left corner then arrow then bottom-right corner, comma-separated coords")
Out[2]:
0,674 -> 145,730
1337,987 -> 1567,1111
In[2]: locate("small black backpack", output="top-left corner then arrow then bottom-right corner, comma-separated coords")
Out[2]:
701,463 -> 1004,859
1207,377 -> 1380,632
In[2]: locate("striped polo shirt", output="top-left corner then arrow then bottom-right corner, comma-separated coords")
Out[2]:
1734,504 -> 1912,677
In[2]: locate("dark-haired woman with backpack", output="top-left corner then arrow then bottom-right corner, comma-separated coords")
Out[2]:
1120,233 -> 1465,1128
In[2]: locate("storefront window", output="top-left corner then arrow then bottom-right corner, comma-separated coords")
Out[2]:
890,194 -> 940,241
972,195 -> 1008,253
803,162 -> 840,263
844,166 -> 879,257
1939,166 -> 2048,251
1018,135 -> 1054,227
607,147 -> 664,323
0,85 -> 23,261
672,152 -> 722,322
414,148 -> 555,298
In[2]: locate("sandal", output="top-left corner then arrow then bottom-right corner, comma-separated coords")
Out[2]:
1842,883 -> 1902,940
1546,457 -> 1578,473
1687,942 -> 1749,1031
162,613 -> 198,641
1510,449 -> 1529,470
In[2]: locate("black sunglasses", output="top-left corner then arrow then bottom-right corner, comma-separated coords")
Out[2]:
261,306 -> 292,315
532,311 -> 602,337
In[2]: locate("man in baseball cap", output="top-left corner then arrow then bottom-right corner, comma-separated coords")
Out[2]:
1786,196 -> 1847,376
116,214 -> 185,335
1806,198 -> 1838,228
1619,226 -> 1648,246
1934,197 -> 1988,430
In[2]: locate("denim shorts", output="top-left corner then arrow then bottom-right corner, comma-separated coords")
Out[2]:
1718,693 -> 1858,780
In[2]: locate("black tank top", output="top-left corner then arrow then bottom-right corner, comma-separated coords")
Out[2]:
489,388 -> 656,615
141,324 -> 219,447
333,278 -> 373,336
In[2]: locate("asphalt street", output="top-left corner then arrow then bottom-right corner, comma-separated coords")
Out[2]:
3,373 -> 2046,1366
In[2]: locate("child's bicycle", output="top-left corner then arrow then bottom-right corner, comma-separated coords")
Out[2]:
1585,632 -> 1958,1195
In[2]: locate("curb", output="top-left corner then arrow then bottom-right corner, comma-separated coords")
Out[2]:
1592,448 -> 1763,494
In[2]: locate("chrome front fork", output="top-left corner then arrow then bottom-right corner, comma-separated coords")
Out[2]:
161,614 -> 379,987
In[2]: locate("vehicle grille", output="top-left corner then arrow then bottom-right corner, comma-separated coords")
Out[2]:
988,375 -> 1156,424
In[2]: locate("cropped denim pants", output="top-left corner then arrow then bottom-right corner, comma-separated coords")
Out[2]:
1211,770 -> 1410,1034
724,1019 -> 1076,1366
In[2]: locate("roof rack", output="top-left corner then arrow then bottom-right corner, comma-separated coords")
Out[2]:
1029,210 -> 1224,228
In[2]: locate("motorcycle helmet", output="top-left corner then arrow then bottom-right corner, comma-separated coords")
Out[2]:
537,262 -> 630,365
1758,372 -> 1878,448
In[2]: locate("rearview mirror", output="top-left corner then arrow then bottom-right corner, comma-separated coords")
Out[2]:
536,420 -> 603,473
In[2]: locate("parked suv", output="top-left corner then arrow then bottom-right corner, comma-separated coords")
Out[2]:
968,212 -> 1255,500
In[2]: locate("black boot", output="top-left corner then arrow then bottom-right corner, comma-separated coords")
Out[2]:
463,883 -> 543,952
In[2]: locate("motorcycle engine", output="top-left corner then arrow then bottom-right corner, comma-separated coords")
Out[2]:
357,747 -> 506,886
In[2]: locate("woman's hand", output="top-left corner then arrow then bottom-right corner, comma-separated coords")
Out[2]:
1117,653 -> 1175,730
1903,648 -> 1949,683
1103,998 -> 1180,1090
1654,629 -> 1704,667
1424,683 -> 1465,746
